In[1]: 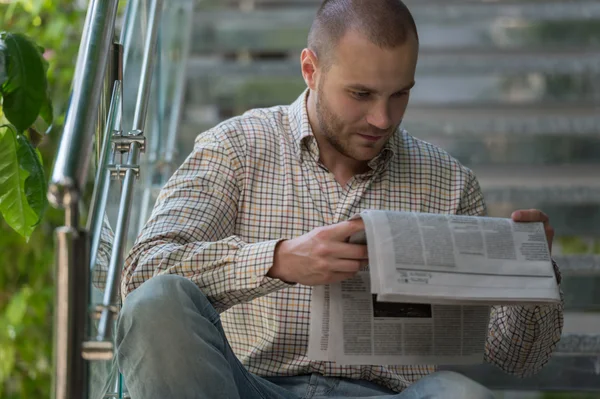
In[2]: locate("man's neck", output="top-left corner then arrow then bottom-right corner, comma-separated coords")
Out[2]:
316,137 -> 370,186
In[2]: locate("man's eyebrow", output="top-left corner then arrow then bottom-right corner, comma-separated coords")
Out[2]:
400,81 -> 416,92
347,81 -> 416,94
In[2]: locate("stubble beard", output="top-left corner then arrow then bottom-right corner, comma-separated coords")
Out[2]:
315,85 -> 357,159
315,84 -> 398,162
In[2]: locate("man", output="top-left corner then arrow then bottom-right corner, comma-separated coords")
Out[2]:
117,1 -> 563,398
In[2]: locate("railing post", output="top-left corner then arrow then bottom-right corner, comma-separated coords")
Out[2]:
53,206 -> 90,399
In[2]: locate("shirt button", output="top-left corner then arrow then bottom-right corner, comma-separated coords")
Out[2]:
251,274 -> 258,283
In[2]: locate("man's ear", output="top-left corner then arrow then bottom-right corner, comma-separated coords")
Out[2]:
301,48 -> 320,91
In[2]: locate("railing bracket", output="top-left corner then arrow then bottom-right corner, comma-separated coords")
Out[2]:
107,164 -> 140,179
81,340 -> 114,361
91,304 -> 119,320
113,129 -> 146,152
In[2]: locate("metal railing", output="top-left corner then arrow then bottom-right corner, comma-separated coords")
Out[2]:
48,1 -> 120,397
94,0 -> 163,359
47,0 -> 165,397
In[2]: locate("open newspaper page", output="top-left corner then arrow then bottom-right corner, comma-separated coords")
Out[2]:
307,284 -> 331,361
307,210 -> 560,364
358,210 -> 561,305
307,272 -> 491,365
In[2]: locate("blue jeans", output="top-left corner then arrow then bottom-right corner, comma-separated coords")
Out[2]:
116,275 -> 495,399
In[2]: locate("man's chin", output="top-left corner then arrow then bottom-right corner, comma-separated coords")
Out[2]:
352,147 -> 384,162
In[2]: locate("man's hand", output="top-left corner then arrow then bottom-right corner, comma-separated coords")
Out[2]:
511,209 -> 555,253
268,219 -> 369,285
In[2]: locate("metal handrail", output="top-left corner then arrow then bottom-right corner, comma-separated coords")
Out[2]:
95,0 -> 164,349
48,2 -> 121,399
87,79 -> 122,272
121,0 -> 140,75
48,0 -> 120,210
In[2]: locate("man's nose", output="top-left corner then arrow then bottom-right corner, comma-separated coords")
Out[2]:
366,101 -> 393,131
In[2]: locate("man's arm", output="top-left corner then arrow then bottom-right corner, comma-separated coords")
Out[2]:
458,169 -> 564,377
120,129 -> 290,312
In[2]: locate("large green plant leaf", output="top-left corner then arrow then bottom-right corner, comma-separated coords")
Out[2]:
38,95 -> 53,128
0,49 -> 6,87
38,44 -> 53,128
16,134 -> 47,224
0,125 -> 37,239
0,32 -> 48,132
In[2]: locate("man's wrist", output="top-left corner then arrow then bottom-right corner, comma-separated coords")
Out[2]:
268,240 -> 293,283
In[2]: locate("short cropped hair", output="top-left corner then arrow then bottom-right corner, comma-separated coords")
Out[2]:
308,0 -> 419,70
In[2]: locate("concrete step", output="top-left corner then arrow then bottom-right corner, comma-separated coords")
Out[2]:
187,48 -> 600,77
192,1 -> 600,53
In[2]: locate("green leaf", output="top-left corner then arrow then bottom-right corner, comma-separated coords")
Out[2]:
0,125 -> 38,239
16,134 -> 47,224
38,94 -> 53,128
0,48 -> 6,87
0,32 -> 48,132
37,47 -> 53,128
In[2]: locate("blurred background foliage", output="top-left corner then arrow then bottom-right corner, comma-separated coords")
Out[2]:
0,1 -> 86,397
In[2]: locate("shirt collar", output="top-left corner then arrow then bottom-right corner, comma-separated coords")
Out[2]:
288,89 -> 314,158
288,88 -> 398,171
369,133 -> 397,171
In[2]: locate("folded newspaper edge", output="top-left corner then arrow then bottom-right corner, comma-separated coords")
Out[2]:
350,210 -> 560,306
307,210 -> 560,365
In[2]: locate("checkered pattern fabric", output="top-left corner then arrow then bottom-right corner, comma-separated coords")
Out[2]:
121,90 -> 563,392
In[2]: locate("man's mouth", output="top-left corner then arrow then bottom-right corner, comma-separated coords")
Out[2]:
358,133 -> 385,142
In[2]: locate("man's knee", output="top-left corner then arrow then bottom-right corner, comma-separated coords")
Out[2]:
116,275 -> 237,397
118,274 -> 217,332
407,370 -> 495,399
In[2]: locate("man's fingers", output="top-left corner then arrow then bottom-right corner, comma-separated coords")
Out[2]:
327,242 -> 369,260
329,259 -> 363,273
327,219 -> 366,241
512,208 -> 554,253
511,209 -> 549,224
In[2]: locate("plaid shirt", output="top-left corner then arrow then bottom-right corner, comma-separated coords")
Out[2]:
122,90 -> 564,392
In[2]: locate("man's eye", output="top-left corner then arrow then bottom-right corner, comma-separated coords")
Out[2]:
393,91 -> 409,98
352,91 -> 370,99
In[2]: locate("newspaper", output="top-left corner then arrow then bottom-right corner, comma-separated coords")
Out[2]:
356,210 -> 560,305
308,272 -> 491,365
307,210 -> 561,365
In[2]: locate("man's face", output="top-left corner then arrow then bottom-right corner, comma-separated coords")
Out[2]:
313,30 -> 418,162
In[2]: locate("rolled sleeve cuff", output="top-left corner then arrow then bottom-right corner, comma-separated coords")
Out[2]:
235,239 -> 293,294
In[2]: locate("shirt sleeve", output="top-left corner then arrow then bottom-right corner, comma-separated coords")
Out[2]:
121,128 -> 291,312
458,168 -> 565,377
